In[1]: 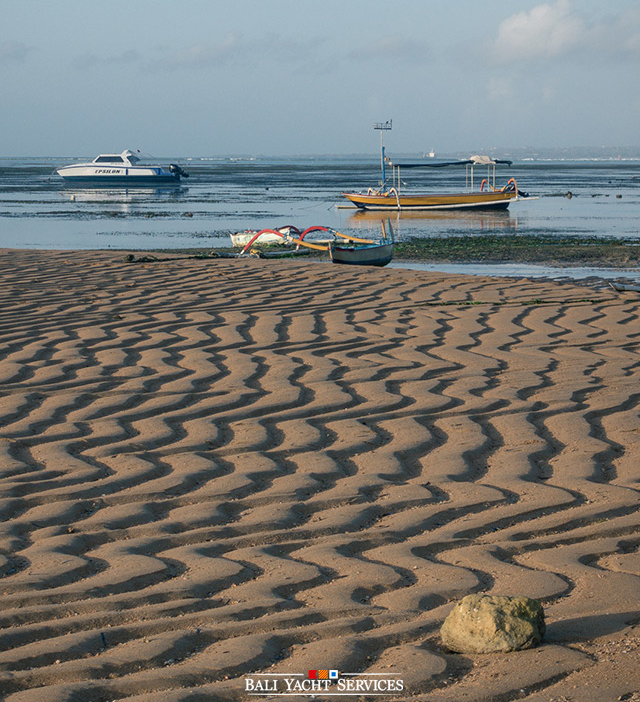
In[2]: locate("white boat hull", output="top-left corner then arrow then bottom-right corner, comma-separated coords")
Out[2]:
231,231 -> 288,246
230,228 -> 295,247
56,165 -> 181,185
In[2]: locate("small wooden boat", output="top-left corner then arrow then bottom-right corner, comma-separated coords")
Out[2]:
329,218 -> 394,267
329,240 -> 394,267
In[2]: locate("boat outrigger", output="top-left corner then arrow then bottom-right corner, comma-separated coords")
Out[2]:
342,121 -> 531,211
234,221 -> 394,267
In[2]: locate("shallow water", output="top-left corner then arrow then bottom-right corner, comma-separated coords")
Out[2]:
388,260 -> 640,282
1,155 -> 639,279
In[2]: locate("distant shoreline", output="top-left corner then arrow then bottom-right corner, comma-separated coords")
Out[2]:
3,146 -> 640,160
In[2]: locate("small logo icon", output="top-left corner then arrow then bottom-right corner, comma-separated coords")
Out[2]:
308,669 -> 339,680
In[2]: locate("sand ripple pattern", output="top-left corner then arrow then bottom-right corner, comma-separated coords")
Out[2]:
1,250 -> 640,701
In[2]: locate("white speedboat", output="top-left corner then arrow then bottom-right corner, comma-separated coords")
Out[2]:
56,150 -> 189,185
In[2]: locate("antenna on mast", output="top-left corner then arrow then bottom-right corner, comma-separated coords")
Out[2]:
373,120 -> 392,186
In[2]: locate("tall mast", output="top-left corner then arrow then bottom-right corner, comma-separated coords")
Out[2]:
373,120 -> 392,186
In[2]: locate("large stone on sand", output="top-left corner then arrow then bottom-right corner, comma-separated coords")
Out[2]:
441,594 -> 545,654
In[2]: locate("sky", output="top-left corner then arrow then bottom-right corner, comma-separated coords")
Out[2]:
2,0 -> 640,156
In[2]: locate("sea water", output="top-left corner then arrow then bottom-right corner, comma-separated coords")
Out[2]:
1,155 -> 639,278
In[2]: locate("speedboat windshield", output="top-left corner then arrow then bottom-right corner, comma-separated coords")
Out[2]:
93,155 -> 126,164
91,150 -> 141,165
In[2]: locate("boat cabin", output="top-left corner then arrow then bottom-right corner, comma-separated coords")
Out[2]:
91,150 -> 141,166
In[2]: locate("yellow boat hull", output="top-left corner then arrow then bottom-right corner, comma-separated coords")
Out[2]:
342,190 -> 518,211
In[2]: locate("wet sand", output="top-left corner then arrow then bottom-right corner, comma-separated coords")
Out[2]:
1,248 -> 639,701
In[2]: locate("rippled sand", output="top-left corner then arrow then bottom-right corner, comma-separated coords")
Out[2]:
1,249 -> 639,701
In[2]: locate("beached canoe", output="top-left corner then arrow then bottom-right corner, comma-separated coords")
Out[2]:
329,240 -> 394,267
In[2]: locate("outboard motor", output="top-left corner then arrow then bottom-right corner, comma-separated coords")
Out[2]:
503,181 -> 529,198
169,164 -> 189,179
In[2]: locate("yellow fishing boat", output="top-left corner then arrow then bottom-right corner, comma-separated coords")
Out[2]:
342,122 -> 531,211
342,155 -> 528,211
342,183 -> 518,211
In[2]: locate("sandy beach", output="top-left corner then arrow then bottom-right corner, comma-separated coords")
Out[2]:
1,248 -> 640,701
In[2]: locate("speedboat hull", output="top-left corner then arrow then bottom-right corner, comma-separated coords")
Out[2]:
56,165 -> 181,185
341,190 -> 518,211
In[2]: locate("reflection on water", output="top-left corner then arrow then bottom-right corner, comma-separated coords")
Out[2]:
57,187 -> 189,215
389,260 -> 640,282
347,207 -> 518,234
58,187 -> 188,203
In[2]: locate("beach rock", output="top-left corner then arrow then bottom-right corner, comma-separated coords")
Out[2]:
440,594 -> 545,654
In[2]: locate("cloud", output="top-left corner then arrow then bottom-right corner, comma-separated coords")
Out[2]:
145,32 -> 332,76
492,0 -> 585,62
0,41 -> 35,64
260,33 -> 327,65
66,30 -> 430,77
347,35 -> 430,63
70,33 -> 264,74
69,32 -> 306,74
591,9 -> 640,60
71,49 -> 141,70
491,1 -> 640,63
145,32 -> 246,72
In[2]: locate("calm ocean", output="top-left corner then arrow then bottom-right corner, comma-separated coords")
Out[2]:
1,155 -> 639,277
